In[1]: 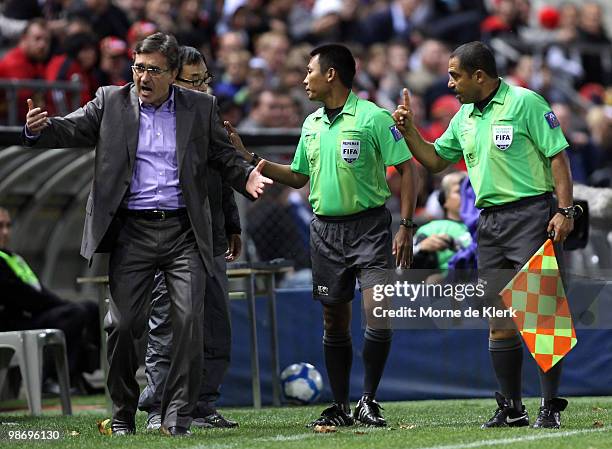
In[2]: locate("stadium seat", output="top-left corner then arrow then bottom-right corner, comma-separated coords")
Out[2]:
0,329 -> 72,415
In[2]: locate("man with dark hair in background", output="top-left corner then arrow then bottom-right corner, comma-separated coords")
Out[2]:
23,32 -> 271,436
226,43 -> 417,427
394,41 -> 575,429
138,45 -> 241,431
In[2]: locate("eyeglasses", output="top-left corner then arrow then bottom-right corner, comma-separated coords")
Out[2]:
175,73 -> 214,87
131,64 -> 170,77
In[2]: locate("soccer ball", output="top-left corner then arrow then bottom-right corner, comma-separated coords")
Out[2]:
280,362 -> 323,405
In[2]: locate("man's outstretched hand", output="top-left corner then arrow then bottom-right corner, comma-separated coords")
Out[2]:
25,98 -> 49,134
246,159 -> 273,198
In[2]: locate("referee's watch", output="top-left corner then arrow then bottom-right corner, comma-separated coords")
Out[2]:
250,152 -> 262,166
400,218 -> 418,230
557,206 -> 577,219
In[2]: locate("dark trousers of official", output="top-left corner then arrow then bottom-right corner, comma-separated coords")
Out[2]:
138,253 -> 231,417
105,213 -> 205,429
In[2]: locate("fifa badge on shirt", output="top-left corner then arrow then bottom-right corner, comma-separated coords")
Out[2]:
492,125 -> 513,150
340,139 -> 361,164
544,111 -> 560,129
389,124 -> 403,142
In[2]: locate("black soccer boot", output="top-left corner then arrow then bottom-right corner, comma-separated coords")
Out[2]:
307,402 -> 354,427
353,395 -> 387,427
481,392 -> 529,428
533,397 -> 568,429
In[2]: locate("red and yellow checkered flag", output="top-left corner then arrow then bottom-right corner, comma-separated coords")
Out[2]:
500,239 -> 577,372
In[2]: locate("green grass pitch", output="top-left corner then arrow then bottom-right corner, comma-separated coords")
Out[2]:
0,396 -> 611,449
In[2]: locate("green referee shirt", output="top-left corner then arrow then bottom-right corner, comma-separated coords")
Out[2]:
434,79 -> 569,208
291,91 -> 412,216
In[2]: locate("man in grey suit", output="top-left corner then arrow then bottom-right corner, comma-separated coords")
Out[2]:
23,32 -> 271,436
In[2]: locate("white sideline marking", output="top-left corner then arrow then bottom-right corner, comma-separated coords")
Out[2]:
258,433 -> 315,442
414,427 -> 609,449
189,433 -> 313,449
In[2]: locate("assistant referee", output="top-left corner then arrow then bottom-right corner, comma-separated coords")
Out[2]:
393,41 -> 575,429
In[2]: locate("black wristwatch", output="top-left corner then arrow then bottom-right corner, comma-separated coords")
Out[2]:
400,218 -> 418,230
557,206 -> 577,219
250,152 -> 262,166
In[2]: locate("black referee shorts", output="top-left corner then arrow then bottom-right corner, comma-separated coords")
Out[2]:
310,206 -> 393,305
477,192 -> 564,326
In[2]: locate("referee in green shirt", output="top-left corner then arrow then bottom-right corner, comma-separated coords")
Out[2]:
226,44 -> 416,427
393,41 -> 575,429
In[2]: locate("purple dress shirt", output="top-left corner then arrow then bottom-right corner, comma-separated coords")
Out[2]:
123,88 -> 185,210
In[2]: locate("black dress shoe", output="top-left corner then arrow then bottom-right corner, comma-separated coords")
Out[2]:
192,412 -> 239,428
160,426 -> 192,437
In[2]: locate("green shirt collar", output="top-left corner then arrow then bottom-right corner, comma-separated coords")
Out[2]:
467,78 -> 509,117
313,90 -> 358,124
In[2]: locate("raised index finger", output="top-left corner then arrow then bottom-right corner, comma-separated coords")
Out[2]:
402,88 -> 411,109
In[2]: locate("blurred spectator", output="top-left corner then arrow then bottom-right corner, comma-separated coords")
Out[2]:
359,0 -> 429,45
126,20 -> 158,57
99,36 -> 130,86
116,0 -> 147,23
0,207 -> 100,393
360,44 -> 387,100
576,1 -> 612,86
552,101 -> 602,185
425,0 -> 485,45
276,92 -> 303,127
225,0 -> 273,42
585,106 -> 612,186
45,32 -> 100,115
218,97 -> 245,127
175,0 -> 216,50
238,88 -> 283,130
545,3 -> 584,88
67,0 -> 131,40
214,49 -> 250,100
144,0 -> 175,34
407,39 -> 449,96
422,95 -> 461,142
481,0 -> 518,37
0,18 -> 50,122
215,30 -> 249,71
505,54 -> 533,89
253,31 -> 290,86
413,171 -> 472,278
377,41 -> 410,110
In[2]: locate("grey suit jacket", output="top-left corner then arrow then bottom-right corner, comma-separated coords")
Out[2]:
23,83 -> 252,273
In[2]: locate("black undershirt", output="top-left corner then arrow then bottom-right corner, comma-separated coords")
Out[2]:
325,106 -> 344,122
475,80 -> 501,112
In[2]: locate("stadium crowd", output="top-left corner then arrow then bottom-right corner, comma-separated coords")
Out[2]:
1,0 -> 611,199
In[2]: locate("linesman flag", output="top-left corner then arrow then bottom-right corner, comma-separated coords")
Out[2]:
500,239 -> 577,372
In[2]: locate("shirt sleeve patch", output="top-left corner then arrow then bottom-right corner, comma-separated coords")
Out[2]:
544,111 -> 560,129
389,124 -> 403,142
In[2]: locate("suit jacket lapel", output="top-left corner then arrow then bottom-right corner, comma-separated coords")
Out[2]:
175,87 -> 195,175
123,85 -> 140,168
